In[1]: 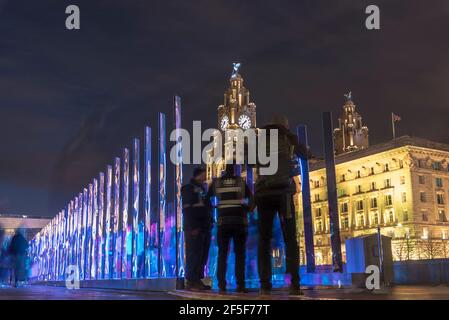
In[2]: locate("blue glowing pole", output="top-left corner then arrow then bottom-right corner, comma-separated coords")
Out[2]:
144,127 -> 157,278
69,200 -> 75,268
97,172 -> 105,279
73,198 -> 79,275
112,157 -> 122,279
81,188 -> 88,280
174,96 -> 184,279
48,221 -> 53,280
56,212 -> 61,280
132,138 -> 143,278
61,209 -> 66,280
91,178 -> 98,279
122,148 -> 131,279
104,165 -> 113,279
158,112 -> 167,277
86,183 -> 93,280
63,207 -> 69,278
77,193 -> 83,275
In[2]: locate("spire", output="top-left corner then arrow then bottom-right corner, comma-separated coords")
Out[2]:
217,63 -> 256,131
333,92 -> 369,155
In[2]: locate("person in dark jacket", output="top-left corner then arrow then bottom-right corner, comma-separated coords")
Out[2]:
8,229 -> 29,287
181,167 -> 212,291
205,164 -> 254,293
255,114 -> 308,296
0,228 -> 9,286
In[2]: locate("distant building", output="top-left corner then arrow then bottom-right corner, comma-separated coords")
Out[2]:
296,136 -> 449,264
0,214 -> 51,242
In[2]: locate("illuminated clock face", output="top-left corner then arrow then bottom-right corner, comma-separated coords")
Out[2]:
238,114 -> 251,129
220,115 -> 229,130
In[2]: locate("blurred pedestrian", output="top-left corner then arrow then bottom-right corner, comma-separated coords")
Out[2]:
8,228 -> 29,287
0,227 -> 9,286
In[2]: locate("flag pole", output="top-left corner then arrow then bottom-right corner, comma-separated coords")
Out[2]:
391,112 -> 396,140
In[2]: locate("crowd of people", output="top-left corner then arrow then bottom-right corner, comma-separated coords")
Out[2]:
0,227 -> 29,288
181,115 -> 307,295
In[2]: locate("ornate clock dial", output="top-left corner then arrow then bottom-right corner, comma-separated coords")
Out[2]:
238,114 -> 251,129
220,115 -> 229,130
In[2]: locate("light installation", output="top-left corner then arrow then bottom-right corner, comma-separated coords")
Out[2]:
144,126 -> 158,278
112,157 -> 121,279
104,165 -> 113,279
29,95 -> 296,289
158,112 -> 167,277
122,148 -> 132,279
132,138 -> 144,278
97,172 -> 105,279
174,96 -> 184,278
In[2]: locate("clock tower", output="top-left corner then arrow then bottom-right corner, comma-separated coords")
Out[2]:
217,64 -> 256,131
207,63 -> 257,180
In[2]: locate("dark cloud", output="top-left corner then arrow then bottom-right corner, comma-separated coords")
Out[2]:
0,0 -> 448,216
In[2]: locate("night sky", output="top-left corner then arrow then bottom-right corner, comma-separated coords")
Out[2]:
0,0 -> 448,217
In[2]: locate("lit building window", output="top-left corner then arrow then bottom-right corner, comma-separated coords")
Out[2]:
316,220 -> 323,233
437,194 -> 445,205
389,211 -> 394,223
436,177 -> 443,188
340,202 -> 348,213
371,197 -> 378,209
403,210 -> 409,222
422,212 -> 429,222
385,194 -> 393,206
432,161 -> 442,171
400,176 -> 405,185
342,216 -> 349,229
438,210 -> 447,222
384,179 -> 391,188
357,214 -> 365,227
372,212 -> 379,225
442,230 -> 448,240
315,207 -> 322,217
401,192 -> 407,203
418,159 -> 424,168
420,191 -> 427,202
356,200 -> 364,211
419,175 -> 425,184
422,227 -> 429,239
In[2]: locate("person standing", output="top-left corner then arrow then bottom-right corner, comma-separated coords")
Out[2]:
206,164 -> 254,293
181,167 -> 212,291
255,114 -> 308,296
8,228 -> 29,288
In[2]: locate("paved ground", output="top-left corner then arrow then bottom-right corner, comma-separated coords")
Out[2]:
1,284 -> 449,300
171,285 -> 449,300
0,284 -> 179,300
